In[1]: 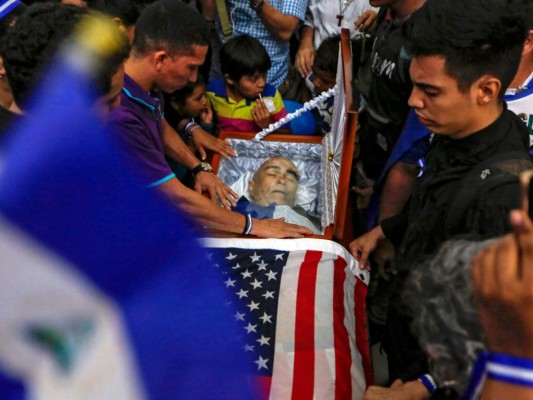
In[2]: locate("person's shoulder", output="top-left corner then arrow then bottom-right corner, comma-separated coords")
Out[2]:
503,109 -> 531,148
108,101 -> 138,122
107,103 -> 150,136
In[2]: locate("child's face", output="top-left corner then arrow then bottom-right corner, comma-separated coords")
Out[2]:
232,72 -> 267,101
174,84 -> 208,118
311,66 -> 336,94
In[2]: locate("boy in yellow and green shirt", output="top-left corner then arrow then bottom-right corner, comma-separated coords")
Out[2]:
207,35 -> 288,133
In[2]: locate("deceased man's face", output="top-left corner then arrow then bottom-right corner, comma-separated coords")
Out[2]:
249,157 -> 300,207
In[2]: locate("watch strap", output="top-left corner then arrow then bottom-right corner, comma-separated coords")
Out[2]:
192,162 -> 213,176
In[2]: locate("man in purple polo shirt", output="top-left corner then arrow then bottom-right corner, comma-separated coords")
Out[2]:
109,0 -> 310,238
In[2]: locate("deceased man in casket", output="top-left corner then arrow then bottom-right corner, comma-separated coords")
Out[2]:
233,156 -> 322,234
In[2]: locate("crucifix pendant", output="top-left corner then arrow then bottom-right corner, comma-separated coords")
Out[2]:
336,14 -> 343,26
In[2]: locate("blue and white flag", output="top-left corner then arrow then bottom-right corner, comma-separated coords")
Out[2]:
0,29 -> 254,400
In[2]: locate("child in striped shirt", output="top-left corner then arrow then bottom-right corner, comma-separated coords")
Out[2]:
207,35 -> 288,134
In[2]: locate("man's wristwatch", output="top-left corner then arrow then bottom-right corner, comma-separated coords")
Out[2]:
191,162 -> 214,176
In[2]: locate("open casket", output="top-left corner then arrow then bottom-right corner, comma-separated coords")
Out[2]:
205,30 -> 373,398
211,29 -> 358,244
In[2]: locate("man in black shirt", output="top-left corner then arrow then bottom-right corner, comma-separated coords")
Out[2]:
350,0 -> 531,398
358,0 -> 426,182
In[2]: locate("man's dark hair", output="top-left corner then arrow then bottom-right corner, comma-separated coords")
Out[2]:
132,0 -> 209,57
220,35 -> 271,81
3,3 -> 86,106
403,0 -> 528,99
313,34 -> 369,78
85,0 -> 141,27
526,2 -> 533,29
0,1 -> 27,39
314,35 -> 340,75
3,3 -> 129,107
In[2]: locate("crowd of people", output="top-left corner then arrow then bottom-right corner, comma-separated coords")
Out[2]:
1,0 -> 533,398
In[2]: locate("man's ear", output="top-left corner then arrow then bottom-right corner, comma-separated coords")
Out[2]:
523,30 -> 533,56
153,51 -> 168,71
111,17 -> 126,30
224,73 -> 235,86
476,75 -> 501,105
0,55 -> 5,76
248,180 -> 255,199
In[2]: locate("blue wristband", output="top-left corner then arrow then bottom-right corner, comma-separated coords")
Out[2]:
463,351 -> 533,400
486,353 -> 533,388
417,374 -> 437,394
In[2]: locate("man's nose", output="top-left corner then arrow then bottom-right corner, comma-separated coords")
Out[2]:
189,70 -> 198,84
408,87 -> 423,108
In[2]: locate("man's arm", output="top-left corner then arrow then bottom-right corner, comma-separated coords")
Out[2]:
162,118 -> 202,170
198,0 -> 217,21
162,118 -> 238,208
363,379 -> 429,400
254,1 -> 302,42
349,225 -> 386,270
157,178 -> 312,238
198,0 -> 302,42
378,115 -> 431,222
472,211 -> 533,399
379,160 -> 418,221
294,25 -> 315,78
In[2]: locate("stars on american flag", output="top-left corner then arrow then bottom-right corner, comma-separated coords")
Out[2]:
265,270 -> 277,281
211,248 -> 288,376
244,344 -> 255,352
250,279 -> 262,289
246,300 -> 260,311
245,323 -> 257,334
234,311 -> 245,321
250,252 -> 261,262
259,312 -> 272,324
224,277 -> 236,287
254,356 -> 269,371
257,335 -> 270,346
257,260 -> 268,271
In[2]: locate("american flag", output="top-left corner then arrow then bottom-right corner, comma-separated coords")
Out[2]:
205,238 -> 373,399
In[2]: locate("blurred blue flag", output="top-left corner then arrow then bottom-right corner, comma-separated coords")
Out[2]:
0,33 -> 254,400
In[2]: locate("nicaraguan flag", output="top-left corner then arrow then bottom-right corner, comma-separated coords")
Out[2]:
0,26 -> 254,400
